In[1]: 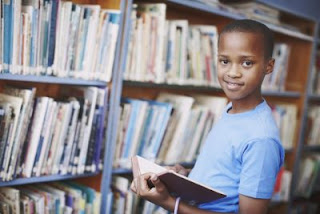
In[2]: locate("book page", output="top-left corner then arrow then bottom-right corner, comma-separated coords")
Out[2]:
136,156 -> 167,174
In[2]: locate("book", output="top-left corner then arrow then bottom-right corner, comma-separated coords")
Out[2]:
131,155 -> 226,204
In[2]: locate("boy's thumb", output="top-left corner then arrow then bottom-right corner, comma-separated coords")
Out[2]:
151,175 -> 165,191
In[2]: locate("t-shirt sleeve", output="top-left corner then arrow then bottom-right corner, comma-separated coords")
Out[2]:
238,138 -> 284,199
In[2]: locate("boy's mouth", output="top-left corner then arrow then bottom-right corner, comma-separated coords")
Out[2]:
224,80 -> 244,90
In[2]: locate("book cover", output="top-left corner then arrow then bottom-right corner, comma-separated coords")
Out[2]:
132,155 -> 225,204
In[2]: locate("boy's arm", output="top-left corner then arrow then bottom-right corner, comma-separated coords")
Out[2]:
131,173 -> 270,214
169,194 -> 269,214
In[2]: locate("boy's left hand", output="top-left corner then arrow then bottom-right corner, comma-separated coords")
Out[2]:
130,173 -> 175,208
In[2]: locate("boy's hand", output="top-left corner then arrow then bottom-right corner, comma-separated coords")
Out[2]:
166,164 -> 190,176
130,173 -> 175,209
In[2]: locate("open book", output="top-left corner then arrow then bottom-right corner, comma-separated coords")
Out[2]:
131,156 -> 226,204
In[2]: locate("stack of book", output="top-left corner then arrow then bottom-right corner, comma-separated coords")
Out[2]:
262,43 -> 291,91
0,181 -> 101,213
0,0 -> 120,82
0,86 -> 108,181
296,156 -> 320,198
307,106 -> 320,146
270,103 -> 298,149
124,4 -> 219,87
113,93 -> 227,168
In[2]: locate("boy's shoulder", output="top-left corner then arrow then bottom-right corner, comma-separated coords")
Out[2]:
219,101 -> 280,143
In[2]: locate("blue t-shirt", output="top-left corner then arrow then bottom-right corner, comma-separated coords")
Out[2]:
188,100 -> 285,213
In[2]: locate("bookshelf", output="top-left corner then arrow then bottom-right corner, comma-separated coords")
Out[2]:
288,21 -> 320,212
0,0 -> 125,213
109,0 -> 320,213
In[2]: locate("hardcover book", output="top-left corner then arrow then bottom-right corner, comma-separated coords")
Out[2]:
131,155 -> 226,204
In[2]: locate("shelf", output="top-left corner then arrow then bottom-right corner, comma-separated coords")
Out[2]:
308,93 -> 320,101
124,80 -> 223,92
167,0 -> 245,20
262,90 -> 301,98
113,168 -> 133,175
303,145 -> 320,153
0,73 -> 107,87
285,148 -> 294,153
124,81 -> 301,98
0,172 -> 100,187
164,0 -> 314,42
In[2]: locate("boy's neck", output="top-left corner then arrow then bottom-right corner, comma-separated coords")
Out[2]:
228,97 -> 264,114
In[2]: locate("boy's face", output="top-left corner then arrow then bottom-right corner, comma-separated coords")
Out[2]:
217,31 -> 274,103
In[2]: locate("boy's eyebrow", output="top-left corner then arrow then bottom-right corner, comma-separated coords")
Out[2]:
218,54 -> 256,58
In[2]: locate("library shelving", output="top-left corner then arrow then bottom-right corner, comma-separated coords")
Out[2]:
109,0 -> 320,213
0,0 -> 126,213
289,22 -> 320,212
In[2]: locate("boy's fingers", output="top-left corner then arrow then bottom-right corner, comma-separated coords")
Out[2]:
139,173 -> 153,193
150,175 -> 166,192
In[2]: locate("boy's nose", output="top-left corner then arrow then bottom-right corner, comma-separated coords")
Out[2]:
227,65 -> 241,78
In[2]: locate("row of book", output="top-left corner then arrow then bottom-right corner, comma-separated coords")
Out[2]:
307,106 -> 320,145
111,176 -> 171,214
0,0 -> 120,82
124,4 -> 219,86
296,156 -> 320,198
124,3 -> 291,91
271,103 -> 298,149
113,93 -> 297,169
113,93 -> 228,168
0,181 -> 101,214
0,86 -> 108,181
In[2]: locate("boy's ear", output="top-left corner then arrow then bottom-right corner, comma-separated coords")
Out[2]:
265,58 -> 275,75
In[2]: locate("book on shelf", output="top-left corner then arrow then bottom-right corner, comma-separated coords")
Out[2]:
296,156 -> 320,198
0,85 -> 108,181
271,166 -> 292,202
0,181 -> 101,214
307,106 -> 320,146
114,98 -> 172,168
270,103 -> 298,150
262,43 -> 290,91
124,3 -> 220,87
113,93 -> 227,168
132,155 -> 226,204
0,0 -> 120,82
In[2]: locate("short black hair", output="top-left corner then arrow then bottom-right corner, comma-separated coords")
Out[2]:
219,19 -> 274,59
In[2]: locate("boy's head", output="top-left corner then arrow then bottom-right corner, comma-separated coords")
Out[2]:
219,19 -> 274,60
217,19 -> 275,103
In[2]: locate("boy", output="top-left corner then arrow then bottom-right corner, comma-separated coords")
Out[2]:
131,19 -> 284,214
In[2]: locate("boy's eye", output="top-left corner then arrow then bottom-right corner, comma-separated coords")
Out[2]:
220,59 -> 229,65
242,61 -> 253,67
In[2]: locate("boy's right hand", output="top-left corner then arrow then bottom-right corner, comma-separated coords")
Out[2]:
166,164 -> 190,176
